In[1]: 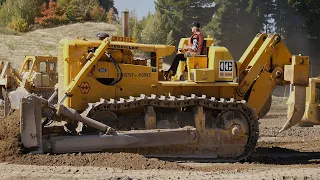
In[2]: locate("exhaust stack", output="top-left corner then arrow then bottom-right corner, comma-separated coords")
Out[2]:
122,11 -> 129,37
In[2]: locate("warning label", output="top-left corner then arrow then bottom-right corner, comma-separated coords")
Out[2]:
219,60 -> 234,78
78,82 -> 90,94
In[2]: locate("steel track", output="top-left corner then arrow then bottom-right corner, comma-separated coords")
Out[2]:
82,94 -> 259,162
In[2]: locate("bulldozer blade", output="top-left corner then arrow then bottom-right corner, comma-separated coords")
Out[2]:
50,128 -> 198,154
20,94 -> 43,152
8,87 -> 30,110
279,86 -> 306,132
20,94 -> 258,161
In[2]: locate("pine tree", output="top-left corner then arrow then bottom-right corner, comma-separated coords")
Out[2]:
98,0 -> 118,17
154,0 -> 216,46
90,5 -> 107,22
140,12 -> 168,45
273,0 -> 320,75
203,0 -> 274,59
107,7 -> 115,23
66,0 -> 100,22
98,0 -> 114,11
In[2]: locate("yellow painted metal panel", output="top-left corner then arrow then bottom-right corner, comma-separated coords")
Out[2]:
237,34 -> 292,97
190,69 -> 215,82
238,33 -> 267,72
220,86 -> 236,99
284,55 -> 309,86
247,70 -> 277,117
158,81 -> 238,87
208,46 -> 235,81
116,86 -> 152,98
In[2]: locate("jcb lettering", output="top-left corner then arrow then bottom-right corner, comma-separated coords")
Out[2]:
220,61 -> 233,72
219,60 -> 234,78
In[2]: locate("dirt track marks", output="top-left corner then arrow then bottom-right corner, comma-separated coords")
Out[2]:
1,163 -> 320,180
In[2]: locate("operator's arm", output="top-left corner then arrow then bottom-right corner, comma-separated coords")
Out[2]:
183,38 -> 199,51
183,34 -> 203,53
191,38 -> 199,52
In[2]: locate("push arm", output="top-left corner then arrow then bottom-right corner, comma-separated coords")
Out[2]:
62,38 -> 110,99
237,33 -> 310,132
237,34 -> 291,97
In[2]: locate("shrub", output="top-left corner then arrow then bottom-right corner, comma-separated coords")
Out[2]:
34,0 -> 68,28
90,5 -> 107,22
7,16 -> 28,32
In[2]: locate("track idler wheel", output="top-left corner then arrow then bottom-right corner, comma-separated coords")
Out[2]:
214,109 -> 250,138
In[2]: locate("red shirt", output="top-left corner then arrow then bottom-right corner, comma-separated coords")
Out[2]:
188,30 -> 204,54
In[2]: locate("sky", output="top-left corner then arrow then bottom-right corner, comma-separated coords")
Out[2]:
114,0 -> 156,20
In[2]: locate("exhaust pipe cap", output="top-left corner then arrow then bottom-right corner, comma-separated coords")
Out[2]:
96,33 -> 110,40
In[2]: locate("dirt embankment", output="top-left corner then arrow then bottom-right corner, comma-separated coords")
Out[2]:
0,111 -> 20,162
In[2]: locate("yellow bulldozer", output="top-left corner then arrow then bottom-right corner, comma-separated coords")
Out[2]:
0,55 -> 58,117
8,12 -> 317,162
298,77 -> 320,127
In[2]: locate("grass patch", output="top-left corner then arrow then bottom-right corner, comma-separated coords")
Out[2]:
0,27 -> 21,35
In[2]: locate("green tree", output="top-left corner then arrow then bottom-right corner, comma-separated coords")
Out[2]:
57,0 -> 71,9
65,0 -> 100,21
7,16 -> 28,32
273,0 -> 320,75
140,11 -> 153,30
0,0 -> 45,29
128,11 -> 142,41
98,0 -> 116,11
140,12 -> 169,45
90,5 -> 107,22
203,0 -> 273,59
154,0 -> 216,46
0,0 -> 5,6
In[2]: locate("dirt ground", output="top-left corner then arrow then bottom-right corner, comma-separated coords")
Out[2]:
1,96 -> 320,180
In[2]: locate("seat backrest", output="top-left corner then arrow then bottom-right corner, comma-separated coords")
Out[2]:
200,40 -> 207,55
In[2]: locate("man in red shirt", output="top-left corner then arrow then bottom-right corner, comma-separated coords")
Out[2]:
164,21 -> 204,80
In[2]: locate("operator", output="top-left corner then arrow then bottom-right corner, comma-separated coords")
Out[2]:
164,21 -> 204,80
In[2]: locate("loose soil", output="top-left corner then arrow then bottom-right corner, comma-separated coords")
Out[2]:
1,96 -> 320,179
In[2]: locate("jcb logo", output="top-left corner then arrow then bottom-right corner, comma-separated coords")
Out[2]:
219,60 -> 234,78
78,82 -> 90,94
220,61 -> 233,72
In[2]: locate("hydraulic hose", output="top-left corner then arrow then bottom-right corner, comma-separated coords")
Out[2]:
105,52 -> 123,85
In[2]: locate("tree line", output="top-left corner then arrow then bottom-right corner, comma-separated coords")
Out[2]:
129,0 -> 320,67
1,0 -> 319,73
0,0 -> 117,32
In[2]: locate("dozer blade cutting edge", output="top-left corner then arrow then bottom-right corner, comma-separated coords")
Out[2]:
280,86 -> 306,132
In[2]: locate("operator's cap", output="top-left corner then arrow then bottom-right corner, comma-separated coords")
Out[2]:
191,21 -> 200,28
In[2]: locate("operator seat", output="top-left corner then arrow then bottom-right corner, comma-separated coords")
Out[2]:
200,40 -> 207,55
